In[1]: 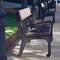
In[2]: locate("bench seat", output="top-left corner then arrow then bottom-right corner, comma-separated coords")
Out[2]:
26,25 -> 51,37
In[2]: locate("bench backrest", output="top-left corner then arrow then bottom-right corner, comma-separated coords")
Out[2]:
16,7 -> 32,36
18,7 -> 31,21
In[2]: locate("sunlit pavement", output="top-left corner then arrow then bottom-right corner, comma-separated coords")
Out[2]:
7,4 -> 60,60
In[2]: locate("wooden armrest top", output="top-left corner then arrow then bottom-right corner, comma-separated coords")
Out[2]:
32,20 -> 53,26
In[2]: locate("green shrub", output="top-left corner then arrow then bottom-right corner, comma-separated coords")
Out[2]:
5,13 -> 18,38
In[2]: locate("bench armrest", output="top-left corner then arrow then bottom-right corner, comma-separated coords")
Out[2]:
22,20 -> 53,30
32,20 -> 53,26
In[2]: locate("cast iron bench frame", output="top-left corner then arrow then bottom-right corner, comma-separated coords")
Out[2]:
15,7 -> 53,57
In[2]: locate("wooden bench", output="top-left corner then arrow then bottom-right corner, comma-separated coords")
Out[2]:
46,0 -> 56,23
15,7 -> 53,57
48,0 -> 56,10
38,0 -> 56,23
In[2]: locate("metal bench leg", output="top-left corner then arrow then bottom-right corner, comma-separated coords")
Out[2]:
46,40 -> 51,57
18,39 -> 27,56
50,28 -> 53,42
53,16 -> 55,23
50,35 -> 53,42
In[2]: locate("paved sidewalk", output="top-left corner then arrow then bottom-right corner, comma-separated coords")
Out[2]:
7,4 -> 60,60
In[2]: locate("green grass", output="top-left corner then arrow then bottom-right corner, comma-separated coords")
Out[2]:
5,13 -> 18,38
